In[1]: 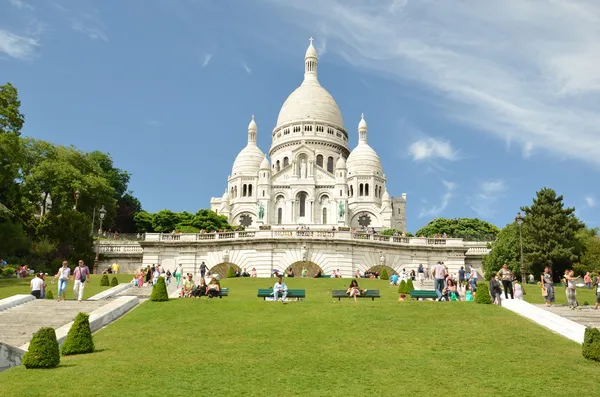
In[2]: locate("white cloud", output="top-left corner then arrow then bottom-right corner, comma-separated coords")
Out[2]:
267,0 -> 600,167
522,142 -> 534,159
0,29 -> 38,60
201,53 -> 213,68
408,137 -> 457,161
419,180 -> 456,218
470,180 -> 507,218
241,61 -> 252,75
9,0 -> 33,10
70,19 -> 108,41
585,196 -> 596,208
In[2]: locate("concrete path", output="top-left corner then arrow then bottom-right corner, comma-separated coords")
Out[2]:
536,304 -> 600,329
0,300 -> 107,348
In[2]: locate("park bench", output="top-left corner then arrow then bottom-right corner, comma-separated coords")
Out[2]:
257,288 -> 306,300
409,290 -> 437,300
331,289 -> 381,301
216,288 -> 229,298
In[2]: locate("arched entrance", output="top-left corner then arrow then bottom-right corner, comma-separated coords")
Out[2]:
365,265 -> 398,277
208,262 -> 241,278
286,261 -> 324,277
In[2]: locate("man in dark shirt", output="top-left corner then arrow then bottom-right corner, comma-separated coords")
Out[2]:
458,266 -> 466,286
199,262 -> 208,278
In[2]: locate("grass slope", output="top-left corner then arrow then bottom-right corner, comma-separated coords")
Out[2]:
0,278 -> 598,397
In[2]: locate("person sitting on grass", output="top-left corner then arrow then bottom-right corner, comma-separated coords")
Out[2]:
179,274 -> 194,298
206,277 -> 221,298
192,278 -> 207,298
389,273 -> 399,286
273,276 -> 288,303
446,279 -> 459,301
464,283 -> 473,301
346,279 -> 361,302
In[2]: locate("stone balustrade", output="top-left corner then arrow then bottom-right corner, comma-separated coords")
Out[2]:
99,245 -> 144,254
142,230 -> 465,247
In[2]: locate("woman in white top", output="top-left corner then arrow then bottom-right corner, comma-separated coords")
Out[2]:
52,261 -> 71,301
30,273 -> 44,299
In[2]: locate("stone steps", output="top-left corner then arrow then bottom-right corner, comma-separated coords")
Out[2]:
537,304 -> 600,329
115,283 -> 178,299
0,300 -> 107,348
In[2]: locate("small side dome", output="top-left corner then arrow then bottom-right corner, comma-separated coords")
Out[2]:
222,190 -> 230,202
260,156 -> 270,170
382,189 -> 390,202
336,156 -> 346,169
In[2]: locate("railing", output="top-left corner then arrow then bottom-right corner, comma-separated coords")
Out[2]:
100,245 -> 143,253
99,233 -> 145,241
142,231 -> 472,247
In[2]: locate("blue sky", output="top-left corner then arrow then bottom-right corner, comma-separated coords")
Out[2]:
1,0 -> 599,232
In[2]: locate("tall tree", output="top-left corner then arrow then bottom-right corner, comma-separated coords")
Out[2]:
521,187 -> 584,280
113,193 -> 142,233
483,222 -> 521,278
415,217 -> 499,240
0,83 -> 25,135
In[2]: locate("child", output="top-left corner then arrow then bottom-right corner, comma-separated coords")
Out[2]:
513,279 -> 524,300
132,273 -> 138,287
465,283 -> 473,302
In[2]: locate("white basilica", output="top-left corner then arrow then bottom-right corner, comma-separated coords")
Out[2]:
210,39 -> 406,231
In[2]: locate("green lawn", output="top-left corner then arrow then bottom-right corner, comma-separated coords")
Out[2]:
0,274 -> 134,300
1,278 -> 598,397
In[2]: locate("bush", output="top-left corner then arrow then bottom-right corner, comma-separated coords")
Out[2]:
150,277 -> 169,302
475,283 -> 492,304
582,327 -> 600,362
100,274 -> 109,286
380,269 -> 389,280
3,266 -> 15,277
398,280 -> 407,294
46,290 -> 54,300
110,276 -> 119,287
406,278 -> 415,292
22,327 -> 60,369
61,312 -> 94,356
583,301 -> 589,306
226,266 -> 236,278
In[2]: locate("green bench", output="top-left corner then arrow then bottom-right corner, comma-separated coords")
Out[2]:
217,288 -> 229,298
257,288 -> 306,300
332,289 -> 381,301
409,290 -> 438,300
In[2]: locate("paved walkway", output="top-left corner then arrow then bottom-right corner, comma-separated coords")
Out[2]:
536,304 -> 600,329
0,299 -> 107,347
116,283 -> 178,299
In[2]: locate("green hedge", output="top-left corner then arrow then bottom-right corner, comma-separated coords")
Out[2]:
150,277 -> 169,302
226,266 -> 236,278
398,280 -> 407,294
100,274 -> 109,286
3,266 -> 15,277
380,269 -> 389,280
406,279 -> 414,292
110,276 -> 119,287
582,327 -> 600,362
22,327 -> 60,369
475,283 -> 492,304
46,290 -> 54,300
61,312 -> 94,356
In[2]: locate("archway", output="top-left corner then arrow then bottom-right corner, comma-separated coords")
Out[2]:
208,262 -> 241,278
286,261 -> 324,278
365,265 -> 398,278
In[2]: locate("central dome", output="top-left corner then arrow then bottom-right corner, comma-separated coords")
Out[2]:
276,80 -> 344,128
275,39 -> 344,129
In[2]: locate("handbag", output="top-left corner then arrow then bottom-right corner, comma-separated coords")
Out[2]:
542,287 -> 548,297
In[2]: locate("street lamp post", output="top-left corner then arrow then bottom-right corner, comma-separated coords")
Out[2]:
93,205 -> 107,274
515,211 -> 525,284
73,190 -> 80,211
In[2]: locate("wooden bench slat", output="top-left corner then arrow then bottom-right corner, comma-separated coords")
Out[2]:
331,289 -> 381,301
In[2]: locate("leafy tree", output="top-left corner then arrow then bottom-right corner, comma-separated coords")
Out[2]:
483,222 -> 521,279
574,229 -> 600,275
134,210 -> 154,233
0,218 -> 31,258
113,193 -> 141,233
521,188 -> 584,280
415,218 -> 499,240
0,83 -> 25,135
380,229 -> 414,237
186,209 -> 231,232
37,210 -> 95,266
152,209 -> 180,233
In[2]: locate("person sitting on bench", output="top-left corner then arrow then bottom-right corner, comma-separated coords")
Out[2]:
273,276 -> 288,303
346,279 -> 361,302
192,277 -> 207,297
206,277 -> 221,298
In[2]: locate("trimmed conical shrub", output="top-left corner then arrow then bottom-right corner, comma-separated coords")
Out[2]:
100,274 -> 109,286
380,269 -> 389,280
150,277 -> 169,302
475,283 -> 492,304
226,266 -> 236,278
110,276 -> 119,287
582,327 -> 600,362
406,278 -> 415,292
398,280 -> 407,294
46,290 -> 54,300
23,327 -> 60,369
61,313 -> 94,356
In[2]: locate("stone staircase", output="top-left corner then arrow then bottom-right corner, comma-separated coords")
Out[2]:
537,304 -> 600,329
115,283 -> 178,299
0,300 -> 107,348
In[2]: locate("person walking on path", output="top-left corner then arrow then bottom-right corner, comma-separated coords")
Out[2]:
72,260 -> 90,302
489,275 -> 502,305
174,264 -> 183,288
433,262 -> 446,299
541,267 -> 555,307
565,269 -> 581,310
199,261 -> 208,278
513,279 -> 524,300
51,261 -> 71,301
30,273 -> 44,299
584,272 -> 592,289
497,264 -> 515,299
